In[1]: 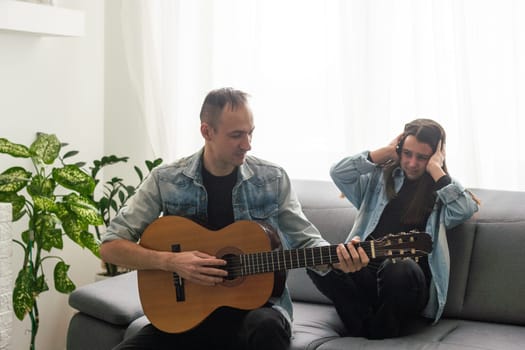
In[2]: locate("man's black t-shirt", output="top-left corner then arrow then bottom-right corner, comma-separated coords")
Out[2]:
201,166 -> 238,230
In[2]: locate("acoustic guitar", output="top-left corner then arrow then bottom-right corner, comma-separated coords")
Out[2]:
137,216 -> 432,333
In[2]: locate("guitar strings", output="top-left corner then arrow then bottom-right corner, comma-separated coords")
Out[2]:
223,245 -> 425,276
223,246 -> 340,276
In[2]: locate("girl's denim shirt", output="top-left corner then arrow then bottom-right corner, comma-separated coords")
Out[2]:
330,151 -> 479,323
104,149 -> 329,325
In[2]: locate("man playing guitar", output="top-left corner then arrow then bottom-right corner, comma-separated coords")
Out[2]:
100,88 -> 368,350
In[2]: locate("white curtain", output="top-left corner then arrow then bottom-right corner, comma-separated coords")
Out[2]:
120,0 -> 525,191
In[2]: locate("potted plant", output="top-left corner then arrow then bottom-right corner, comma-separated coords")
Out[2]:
0,133 -> 102,350
89,155 -> 162,276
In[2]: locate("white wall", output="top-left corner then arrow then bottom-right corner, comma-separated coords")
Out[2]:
0,1 -> 105,349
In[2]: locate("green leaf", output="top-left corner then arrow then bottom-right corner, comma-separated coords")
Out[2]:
27,174 -> 56,197
21,229 -> 32,245
0,138 -> 31,158
118,190 -> 126,204
13,267 -> 36,320
35,274 -> 49,294
100,155 -> 129,166
34,214 -> 62,251
60,214 -> 87,246
125,185 -> 135,196
98,197 -> 110,211
32,195 -> 58,212
80,231 -> 101,257
52,165 -> 96,196
147,158 -> 163,171
134,166 -> 144,182
30,133 -> 61,165
54,261 -> 76,293
110,198 -> 118,212
90,155 -> 129,179
0,167 -> 31,192
62,150 -> 79,159
63,193 -> 104,225
0,192 -> 26,221
109,177 -> 123,185
42,228 -> 63,251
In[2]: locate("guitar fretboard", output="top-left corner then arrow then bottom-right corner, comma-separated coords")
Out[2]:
234,242 -> 375,276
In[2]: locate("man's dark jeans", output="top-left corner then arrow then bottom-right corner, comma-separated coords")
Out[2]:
113,304 -> 291,350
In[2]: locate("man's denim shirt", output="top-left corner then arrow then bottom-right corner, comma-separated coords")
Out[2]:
104,149 -> 329,325
330,151 -> 479,323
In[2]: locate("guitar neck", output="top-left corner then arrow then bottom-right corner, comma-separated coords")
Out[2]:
237,241 -> 375,276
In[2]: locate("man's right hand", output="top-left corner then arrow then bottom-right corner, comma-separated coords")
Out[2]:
100,240 -> 228,287
165,251 -> 228,286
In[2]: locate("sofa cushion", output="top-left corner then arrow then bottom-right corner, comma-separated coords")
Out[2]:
68,271 -> 143,325
313,319 -> 525,350
290,302 -> 345,350
67,312 -> 126,350
124,315 -> 150,340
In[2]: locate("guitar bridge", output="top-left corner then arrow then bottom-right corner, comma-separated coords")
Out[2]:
172,244 -> 185,302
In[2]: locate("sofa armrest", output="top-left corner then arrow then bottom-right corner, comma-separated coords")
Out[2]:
68,271 -> 144,326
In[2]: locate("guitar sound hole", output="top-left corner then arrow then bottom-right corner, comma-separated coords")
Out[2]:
222,254 -> 241,280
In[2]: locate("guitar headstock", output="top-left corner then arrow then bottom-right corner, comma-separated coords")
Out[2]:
373,231 -> 432,260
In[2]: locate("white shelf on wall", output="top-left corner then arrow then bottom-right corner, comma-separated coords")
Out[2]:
0,0 -> 85,36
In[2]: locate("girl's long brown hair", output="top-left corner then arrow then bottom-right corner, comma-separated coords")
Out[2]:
383,119 -> 447,225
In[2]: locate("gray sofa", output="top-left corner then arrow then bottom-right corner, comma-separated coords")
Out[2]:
67,179 -> 525,350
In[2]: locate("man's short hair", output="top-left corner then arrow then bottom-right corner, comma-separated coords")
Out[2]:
199,88 -> 250,128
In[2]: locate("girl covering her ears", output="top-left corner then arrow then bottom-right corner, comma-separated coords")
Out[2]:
308,118 -> 480,339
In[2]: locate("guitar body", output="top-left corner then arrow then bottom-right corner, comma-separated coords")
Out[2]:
137,216 -> 277,333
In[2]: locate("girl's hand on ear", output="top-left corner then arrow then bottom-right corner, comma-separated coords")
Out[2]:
426,140 -> 446,180
389,133 -> 404,161
370,133 -> 404,164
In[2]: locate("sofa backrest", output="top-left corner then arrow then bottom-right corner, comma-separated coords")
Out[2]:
288,179 -> 355,304
443,188 -> 525,326
289,180 -> 525,326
